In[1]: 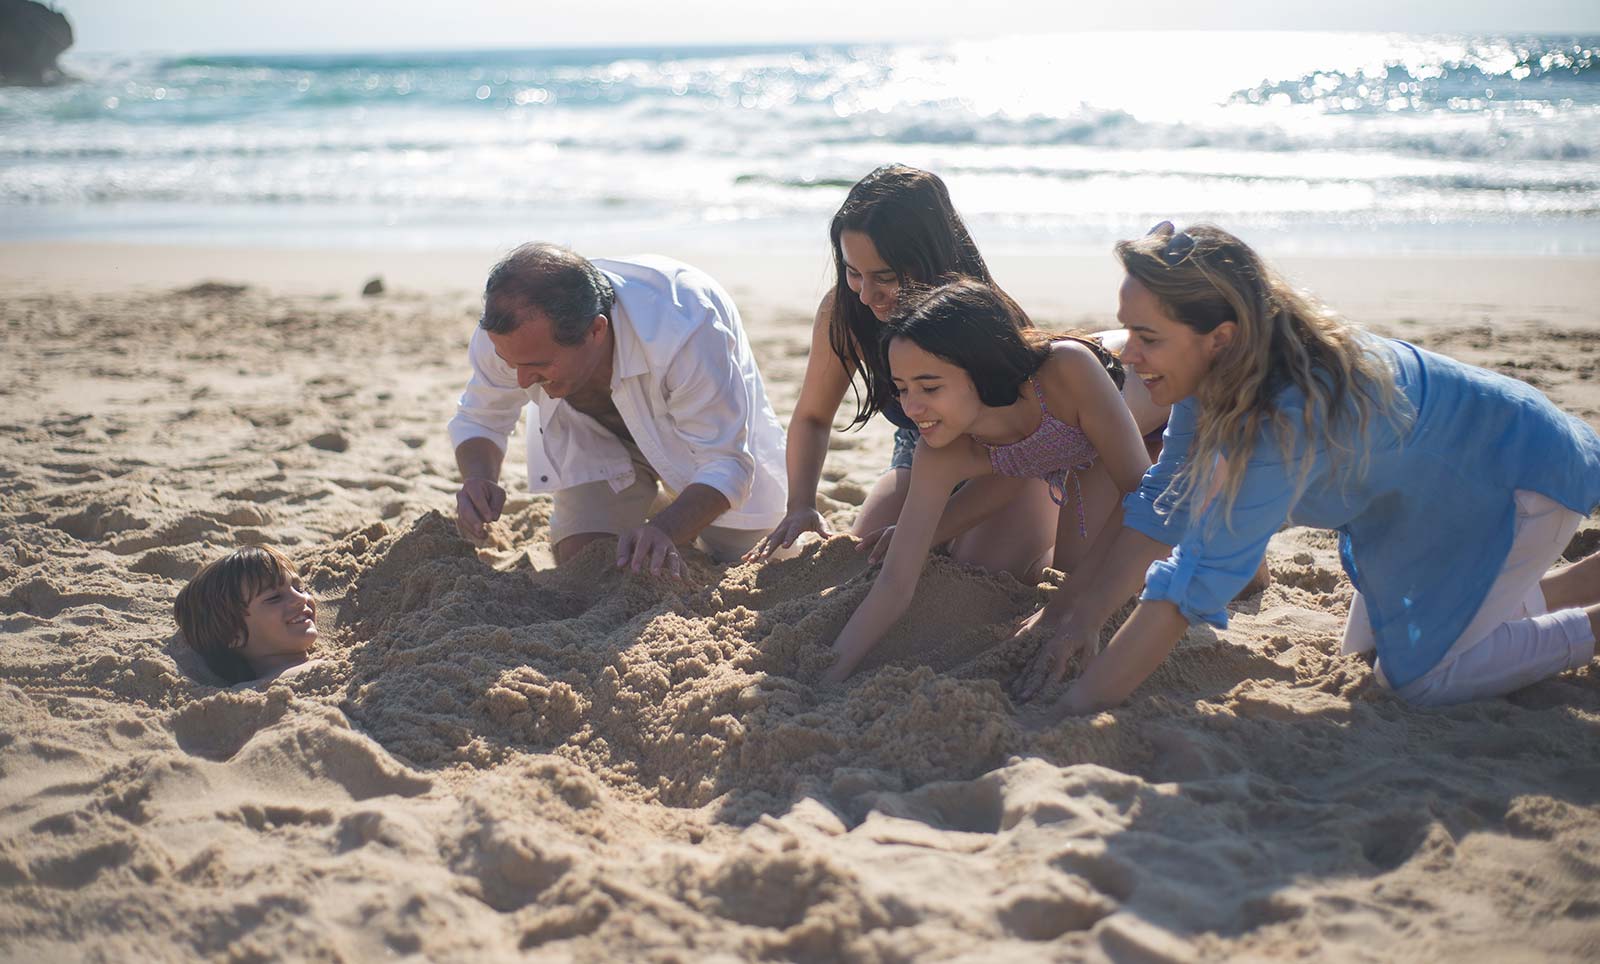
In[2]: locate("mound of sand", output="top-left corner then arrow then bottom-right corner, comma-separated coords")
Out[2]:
3,281 -> 1599,961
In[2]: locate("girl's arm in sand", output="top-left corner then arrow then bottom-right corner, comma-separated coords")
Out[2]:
748,294 -> 854,560
823,439 -> 987,683
1054,599 -> 1190,714
1012,523 -> 1173,702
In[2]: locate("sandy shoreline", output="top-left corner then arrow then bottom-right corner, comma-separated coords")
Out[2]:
2,242 -> 1598,961
8,240 -> 1600,324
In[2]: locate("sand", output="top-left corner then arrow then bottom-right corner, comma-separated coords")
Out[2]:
2,245 -> 1598,962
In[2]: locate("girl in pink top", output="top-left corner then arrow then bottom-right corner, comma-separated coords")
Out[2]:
823,279 -> 1154,683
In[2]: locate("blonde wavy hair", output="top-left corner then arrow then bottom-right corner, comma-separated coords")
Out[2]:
1115,223 -> 1408,527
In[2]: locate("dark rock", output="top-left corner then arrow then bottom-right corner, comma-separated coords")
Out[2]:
361,277 -> 385,297
309,431 -> 350,453
179,281 -> 250,298
0,0 -> 74,87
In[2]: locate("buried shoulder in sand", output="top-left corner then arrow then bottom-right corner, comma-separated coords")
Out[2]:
173,545 -> 321,687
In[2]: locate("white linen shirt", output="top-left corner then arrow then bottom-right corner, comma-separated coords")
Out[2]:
447,255 -> 788,530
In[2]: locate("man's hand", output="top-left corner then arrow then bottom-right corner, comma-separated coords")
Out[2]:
617,523 -> 687,580
855,524 -> 895,564
1012,622 -> 1100,704
455,477 -> 507,543
745,507 -> 828,562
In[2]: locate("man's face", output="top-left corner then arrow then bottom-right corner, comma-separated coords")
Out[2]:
486,301 -> 610,400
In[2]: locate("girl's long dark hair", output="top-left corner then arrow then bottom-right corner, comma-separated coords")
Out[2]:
829,165 -> 994,427
881,279 -> 1123,405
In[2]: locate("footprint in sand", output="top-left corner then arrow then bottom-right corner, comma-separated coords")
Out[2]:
109,513 -> 228,555
167,691 -> 296,761
130,546 -> 210,581
49,501 -> 150,541
1,577 -> 126,619
995,877 -> 1116,940
220,485 -> 293,502
451,820 -> 576,912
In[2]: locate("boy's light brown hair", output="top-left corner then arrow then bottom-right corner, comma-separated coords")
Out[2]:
173,545 -> 301,684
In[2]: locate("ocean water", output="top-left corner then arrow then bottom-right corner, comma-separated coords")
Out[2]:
1,32 -> 1597,255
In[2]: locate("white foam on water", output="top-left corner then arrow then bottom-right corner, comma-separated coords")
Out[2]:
2,32 -> 1596,253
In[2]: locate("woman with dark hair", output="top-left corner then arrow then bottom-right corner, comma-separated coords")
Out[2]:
821,279 -> 1155,682
748,164 -> 1166,575
1013,222 -> 1600,714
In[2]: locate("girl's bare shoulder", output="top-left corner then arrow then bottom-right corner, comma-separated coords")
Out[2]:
1044,337 -> 1120,391
1044,336 -> 1105,369
815,287 -> 838,325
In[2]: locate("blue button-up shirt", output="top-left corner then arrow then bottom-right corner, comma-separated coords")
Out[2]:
1124,339 -> 1600,689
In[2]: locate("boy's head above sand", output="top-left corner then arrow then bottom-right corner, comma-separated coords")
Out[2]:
174,546 -> 318,684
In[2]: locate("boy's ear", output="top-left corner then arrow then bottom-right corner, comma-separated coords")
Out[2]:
230,630 -> 248,651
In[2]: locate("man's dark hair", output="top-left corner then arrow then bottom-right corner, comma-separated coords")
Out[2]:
481,243 -> 616,345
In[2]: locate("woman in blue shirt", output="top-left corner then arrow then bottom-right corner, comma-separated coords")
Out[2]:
1014,222 -> 1600,713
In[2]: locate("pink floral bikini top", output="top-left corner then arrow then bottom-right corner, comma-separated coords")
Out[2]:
974,375 -> 1099,536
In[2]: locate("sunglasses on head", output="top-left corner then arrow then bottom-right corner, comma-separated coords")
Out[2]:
1147,220 -> 1197,267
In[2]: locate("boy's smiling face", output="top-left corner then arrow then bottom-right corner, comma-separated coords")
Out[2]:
237,575 -> 318,663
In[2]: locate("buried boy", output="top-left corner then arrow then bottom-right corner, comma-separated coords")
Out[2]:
173,545 -> 319,685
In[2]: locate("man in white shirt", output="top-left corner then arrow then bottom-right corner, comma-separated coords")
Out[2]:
448,243 -> 787,577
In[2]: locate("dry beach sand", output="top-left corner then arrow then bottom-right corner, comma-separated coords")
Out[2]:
2,244 -> 1599,961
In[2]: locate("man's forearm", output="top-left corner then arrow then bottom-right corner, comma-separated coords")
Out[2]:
455,437 -> 506,483
648,483 -> 732,545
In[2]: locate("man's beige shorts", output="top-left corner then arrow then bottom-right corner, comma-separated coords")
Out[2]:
548,442 -> 764,564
